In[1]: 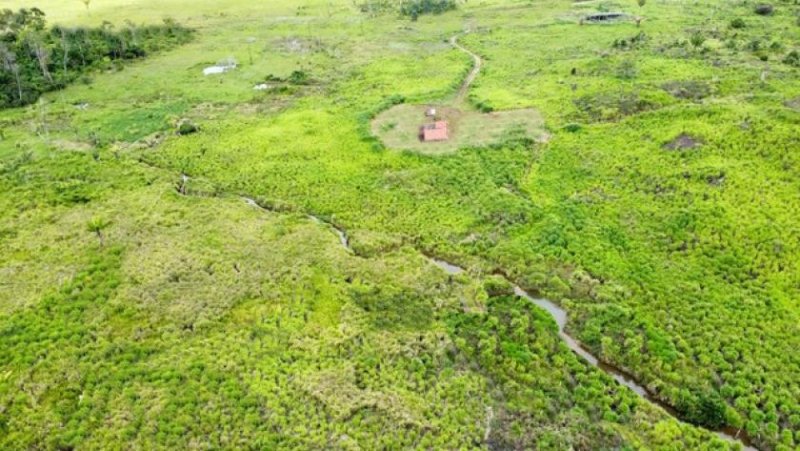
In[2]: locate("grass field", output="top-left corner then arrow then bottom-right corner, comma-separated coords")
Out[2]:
1,0 -> 800,449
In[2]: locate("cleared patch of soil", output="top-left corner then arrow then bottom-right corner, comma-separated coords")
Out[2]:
574,91 -> 658,122
707,174 -> 725,186
203,65 -> 233,75
785,97 -> 800,111
662,81 -> 713,101
274,37 -> 322,54
203,58 -> 237,76
50,139 -> 94,152
663,133 -> 703,150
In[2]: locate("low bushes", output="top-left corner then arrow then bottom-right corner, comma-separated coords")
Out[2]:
400,0 -> 459,20
754,4 -> 774,16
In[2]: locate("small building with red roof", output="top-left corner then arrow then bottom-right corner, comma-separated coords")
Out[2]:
420,121 -> 449,142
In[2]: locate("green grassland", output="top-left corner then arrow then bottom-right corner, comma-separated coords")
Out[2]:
1,0 -> 800,449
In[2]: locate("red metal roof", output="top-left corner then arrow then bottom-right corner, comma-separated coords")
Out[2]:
421,121 -> 449,142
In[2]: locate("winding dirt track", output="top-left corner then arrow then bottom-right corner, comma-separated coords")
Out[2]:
450,33 -> 482,103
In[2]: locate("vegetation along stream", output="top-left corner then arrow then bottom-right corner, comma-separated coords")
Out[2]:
429,260 -> 757,450
240,187 -> 759,449
197,29 -> 759,444
4,1 -> 800,449
134,20 -> 760,451
239,189 -> 759,449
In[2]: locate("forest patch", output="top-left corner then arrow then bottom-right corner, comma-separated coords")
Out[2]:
354,0 -> 458,19
0,8 -> 192,108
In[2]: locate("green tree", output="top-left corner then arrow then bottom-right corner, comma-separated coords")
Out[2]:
690,32 -> 706,49
87,216 -> 111,245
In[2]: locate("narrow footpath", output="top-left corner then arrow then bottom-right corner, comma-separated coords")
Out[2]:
450,33 -> 482,103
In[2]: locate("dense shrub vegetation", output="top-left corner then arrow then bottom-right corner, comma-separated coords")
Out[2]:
399,0 -> 458,20
352,0 -> 458,19
448,294 -> 730,449
0,150 -> 731,450
1,0 -> 799,449
0,8 -> 191,108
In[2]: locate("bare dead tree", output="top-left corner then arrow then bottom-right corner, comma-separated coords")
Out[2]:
26,33 -> 53,83
76,38 -> 86,68
60,27 -> 70,78
0,43 -> 23,102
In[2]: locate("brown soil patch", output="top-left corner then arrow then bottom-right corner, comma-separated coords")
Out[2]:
273,37 -> 322,54
663,134 -> 703,151
50,139 -> 95,152
707,174 -> 725,186
662,81 -> 713,101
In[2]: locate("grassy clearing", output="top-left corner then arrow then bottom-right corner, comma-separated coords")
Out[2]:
372,103 -> 545,154
369,32 -> 545,155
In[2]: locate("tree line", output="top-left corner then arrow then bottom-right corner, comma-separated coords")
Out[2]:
353,0 -> 459,19
0,8 -> 192,108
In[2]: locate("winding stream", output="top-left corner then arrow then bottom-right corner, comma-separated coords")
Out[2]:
429,259 -> 757,450
241,195 -> 756,449
437,34 -> 759,450
243,197 -> 349,249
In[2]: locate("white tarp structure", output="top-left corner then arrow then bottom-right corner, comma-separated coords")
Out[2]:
203,57 -> 237,76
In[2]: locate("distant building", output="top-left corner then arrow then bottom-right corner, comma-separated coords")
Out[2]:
420,121 -> 449,142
